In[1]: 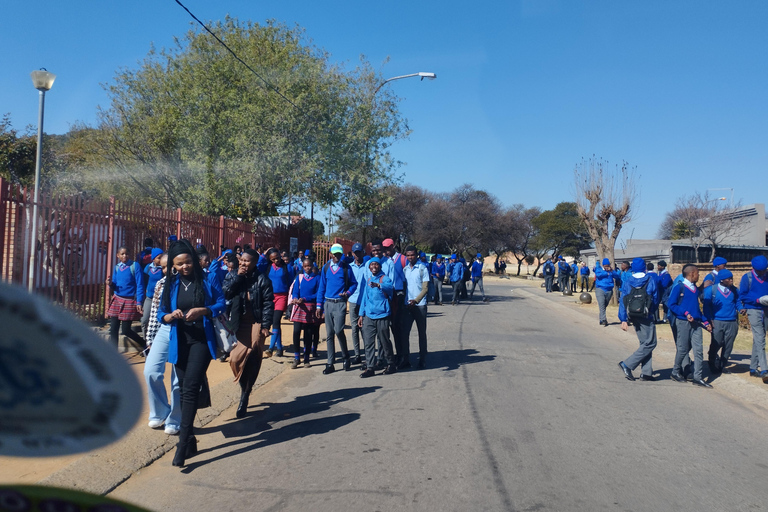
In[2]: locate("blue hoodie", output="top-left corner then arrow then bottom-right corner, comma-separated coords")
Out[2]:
471,260 -> 483,280
431,261 -> 446,280
358,272 -> 394,319
618,272 -> 659,322
449,261 -> 464,283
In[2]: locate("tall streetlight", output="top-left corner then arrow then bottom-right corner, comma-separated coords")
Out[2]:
359,71 -> 436,244
28,68 -> 56,291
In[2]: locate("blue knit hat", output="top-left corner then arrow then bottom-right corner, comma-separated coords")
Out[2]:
450,254 -> 457,259
752,255 -> 768,271
717,269 -> 733,280
150,248 -> 163,260
477,253 -> 482,258
368,257 -> 381,266
602,258 -> 610,266
436,254 -> 443,259
713,256 -> 727,267
631,257 -> 646,273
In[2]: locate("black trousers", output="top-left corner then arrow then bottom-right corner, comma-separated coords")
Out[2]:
174,341 -> 212,446
293,322 -> 319,360
109,317 -> 145,348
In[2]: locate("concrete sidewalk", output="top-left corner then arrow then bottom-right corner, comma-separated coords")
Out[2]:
0,317 -> 300,495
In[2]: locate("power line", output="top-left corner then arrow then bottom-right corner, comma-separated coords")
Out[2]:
172,0 -> 308,118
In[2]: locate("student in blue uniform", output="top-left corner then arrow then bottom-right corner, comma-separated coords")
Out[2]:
357,257 -> 396,377
317,243 -> 358,374
347,243 -> 369,366
263,247 -> 294,358
657,260 -> 673,323
431,255 -> 446,305
570,261 -> 579,293
448,254 -> 464,305
542,256 -> 556,292
668,264 -> 713,388
593,258 -> 619,326
288,257 -> 322,368
617,258 -> 659,381
739,255 -> 768,380
579,262 -> 590,292
402,246 -> 431,369
469,253 -> 488,302
702,256 -> 728,287
107,246 -> 146,350
557,256 -> 570,294
703,269 -> 739,375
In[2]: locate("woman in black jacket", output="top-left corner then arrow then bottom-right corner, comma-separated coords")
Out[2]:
222,248 -> 274,418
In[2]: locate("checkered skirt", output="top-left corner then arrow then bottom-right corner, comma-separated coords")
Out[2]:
290,302 -> 323,325
107,295 -> 142,321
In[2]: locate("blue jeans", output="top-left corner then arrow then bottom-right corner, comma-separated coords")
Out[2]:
143,324 -> 181,429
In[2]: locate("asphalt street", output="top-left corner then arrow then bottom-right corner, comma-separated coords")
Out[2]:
109,280 -> 768,512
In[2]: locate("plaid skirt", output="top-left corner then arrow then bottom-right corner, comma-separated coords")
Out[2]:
107,295 -> 141,321
290,302 -> 323,325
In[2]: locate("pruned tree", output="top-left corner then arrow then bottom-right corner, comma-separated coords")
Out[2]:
658,192 -> 745,263
573,156 -> 638,266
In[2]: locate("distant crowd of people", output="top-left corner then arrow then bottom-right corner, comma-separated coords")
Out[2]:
540,254 -> 768,389
106,236 -> 494,468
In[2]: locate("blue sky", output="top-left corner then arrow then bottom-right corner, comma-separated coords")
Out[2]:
2,1 -> 766,243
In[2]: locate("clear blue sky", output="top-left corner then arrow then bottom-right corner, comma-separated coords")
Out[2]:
2,0 -> 767,243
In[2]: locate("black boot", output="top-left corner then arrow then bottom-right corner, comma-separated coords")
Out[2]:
172,440 -> 187,467
236,390 -> 249,418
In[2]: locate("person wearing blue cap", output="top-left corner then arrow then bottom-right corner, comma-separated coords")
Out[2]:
739,255 -> 768,380
667,264 -> 713,387
542,256 -> 556,292
593,258 -> 620,326
347,242 -> 369,365
701,256 -> 728,288
618,257 -> 660,381
448,254 -> 464,305
357,256 -> 396,376
316,243 -> 358,374
702,269 -> 739,374
578,262 -> 590,292
431,254 -> 446,305
557,256 -> 570,295
470,253 -> 488,302
141,248 -> 165,337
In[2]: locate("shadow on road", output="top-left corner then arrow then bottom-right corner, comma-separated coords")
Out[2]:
181,386 -> 381,472
430,348 -> 496,372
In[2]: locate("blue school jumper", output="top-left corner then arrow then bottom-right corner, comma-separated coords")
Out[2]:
112,261 -> 144,303
144,263 -> 164,299
703,284 -> 739,321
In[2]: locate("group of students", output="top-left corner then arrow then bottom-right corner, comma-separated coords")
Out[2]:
608,255 -> 768,389
106,235 -> 457,468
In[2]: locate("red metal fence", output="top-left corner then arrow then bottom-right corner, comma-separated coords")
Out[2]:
0,178 -> 311,322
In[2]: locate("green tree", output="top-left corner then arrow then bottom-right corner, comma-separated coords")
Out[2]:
67,18 -> 406,220
532,202 -> 592,258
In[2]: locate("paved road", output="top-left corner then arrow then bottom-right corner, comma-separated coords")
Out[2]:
110,280 -> 768,512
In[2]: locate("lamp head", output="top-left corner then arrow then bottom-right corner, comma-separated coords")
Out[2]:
31,68 -> 56,91
418,72 -> 437,81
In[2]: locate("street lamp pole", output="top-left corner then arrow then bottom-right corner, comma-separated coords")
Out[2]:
28,69 -> 56,292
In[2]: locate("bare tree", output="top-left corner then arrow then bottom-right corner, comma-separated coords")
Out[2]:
506,205 -> 541,275
573,156 -> 638,265
659,192 -> 745,263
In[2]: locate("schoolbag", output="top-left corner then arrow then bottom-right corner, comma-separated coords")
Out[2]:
115,262 -> 138,278
623,281 -> 652,320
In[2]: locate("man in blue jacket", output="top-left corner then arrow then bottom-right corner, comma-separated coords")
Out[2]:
357,257 -> 396,377
668,264 -> 713,387
618,257 -> 659,381
570,261 -> 579,293
657,260 -> 673,323
469,253 -> 488,302
542,256 -> 556,293
703,269 -> 739,375
431,255 -> 446,305
739,255 -> 768,379
317,243 -> 358,374
594,258 -> 619,326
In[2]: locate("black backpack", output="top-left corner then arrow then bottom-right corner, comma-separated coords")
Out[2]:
623,281 -> 652,320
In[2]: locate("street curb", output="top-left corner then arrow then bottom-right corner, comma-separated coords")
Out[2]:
36,353 -> 294,495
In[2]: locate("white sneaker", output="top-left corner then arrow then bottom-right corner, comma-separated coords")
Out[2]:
164,426 -> 180,435
148,420 -> 164,429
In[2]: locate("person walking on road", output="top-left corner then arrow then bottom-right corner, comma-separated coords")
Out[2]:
358,257 -> 396,377
469,253 -> 488,302
317,243 -> 358,374
668,264 -> 713,388
579,262 -> 590,293
542,256 -> 556,292
618,258 -> 659,382
403,246 -> 430,369
739,255 -> 768,380
594,258 -> 619,326
702,269 -> 739,375
431,254 -> 446,305
449,254 -> 464,305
